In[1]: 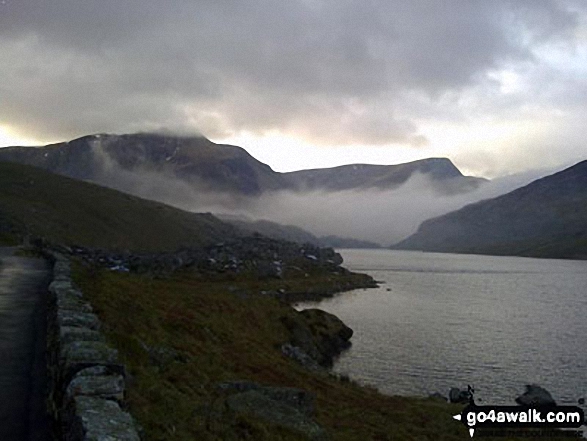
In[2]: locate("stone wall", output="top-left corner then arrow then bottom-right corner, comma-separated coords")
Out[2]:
46,252 -> 140,440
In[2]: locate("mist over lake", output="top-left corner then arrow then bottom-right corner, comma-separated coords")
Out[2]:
297,249 -> 587,406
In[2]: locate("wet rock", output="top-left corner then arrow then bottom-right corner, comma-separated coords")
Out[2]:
515,384 -> 556,407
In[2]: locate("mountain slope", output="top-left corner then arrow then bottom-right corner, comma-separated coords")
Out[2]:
0,133 -> 485,195
394,160 -> 587,259
0,133 -> 286,195
284,158 -> 486,193
220,214 -> 381,248
0,161 -> 239,252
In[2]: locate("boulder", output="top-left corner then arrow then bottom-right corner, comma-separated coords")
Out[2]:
515,384 -> 556,407
449,388 -> 471,404
225,390 -> 325,440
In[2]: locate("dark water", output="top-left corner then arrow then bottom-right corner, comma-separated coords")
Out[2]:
296,249 -> 587,406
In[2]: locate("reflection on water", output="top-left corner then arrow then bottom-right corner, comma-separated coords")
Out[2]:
296,249 -> 587,405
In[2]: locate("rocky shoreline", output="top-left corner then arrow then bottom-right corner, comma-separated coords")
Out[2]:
36,234 -> 377,300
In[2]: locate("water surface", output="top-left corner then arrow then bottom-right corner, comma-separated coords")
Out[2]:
297,249 -> 587,405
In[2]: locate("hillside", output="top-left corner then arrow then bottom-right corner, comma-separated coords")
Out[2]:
394,160 -> 587,259
0,161 -> 240,252
0,133 -> 485,196
219,215 -> 381,249
0,133 -> 285,196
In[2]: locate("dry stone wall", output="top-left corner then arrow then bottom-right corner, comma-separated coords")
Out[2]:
47,253 -> 140,440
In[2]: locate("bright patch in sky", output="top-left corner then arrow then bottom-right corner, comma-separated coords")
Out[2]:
0,126 -> 41,147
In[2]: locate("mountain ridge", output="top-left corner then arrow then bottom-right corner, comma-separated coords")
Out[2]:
0,133 -> 486,195
394,159 -> 587,259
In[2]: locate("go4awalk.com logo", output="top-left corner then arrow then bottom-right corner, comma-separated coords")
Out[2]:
453,404 -> 584,438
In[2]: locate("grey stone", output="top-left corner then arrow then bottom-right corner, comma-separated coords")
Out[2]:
57,311 -> 101,331
75,366 -> 111,377
60,341 -> 118,365
49,280 -> 74,294
281,343 -> 321,371
226,390 -> 325,440
54,287 -> 85,299
56,295 -> 93,313
67,396 -> 140,441
60,341 -> 119,381
516,384 -> 556,407
59,327 -> 105,346
66,374 -> 125,403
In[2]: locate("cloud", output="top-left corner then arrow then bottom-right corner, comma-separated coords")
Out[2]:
1,0 -> 584,153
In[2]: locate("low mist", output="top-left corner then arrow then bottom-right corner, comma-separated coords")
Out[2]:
89,141 -> 556,246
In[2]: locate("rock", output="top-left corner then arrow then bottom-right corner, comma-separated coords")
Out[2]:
57,311 -> 101,331
66,396 -> 140,441
449,387 -> 471,404
225,390 -> 325,440
56,294 -> 93,313
65,372 -> 125,403
49,280 -> 75,294
281,309 -> 353,368
281,343 -> 321,371
217,381 -> 261,393
60,341 -> 120,382
515,384 -> 556,407
299,309 -> 353,365
59,327 -> 105,346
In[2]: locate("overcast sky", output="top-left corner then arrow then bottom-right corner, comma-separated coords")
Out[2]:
1,0 -> 586,177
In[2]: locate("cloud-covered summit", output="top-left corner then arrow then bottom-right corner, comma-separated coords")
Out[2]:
1,1 -> 586,175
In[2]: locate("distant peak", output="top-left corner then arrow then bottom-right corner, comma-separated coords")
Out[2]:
411,157 -> 463,178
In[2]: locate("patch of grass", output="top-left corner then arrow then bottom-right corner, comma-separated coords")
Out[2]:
72,264 -> 562,440
0,161 -> 238,252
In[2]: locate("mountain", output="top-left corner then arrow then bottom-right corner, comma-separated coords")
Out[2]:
284,158 -> 486,194
220,214 -> 381,248
0,133 -> 286,196
394,160 -> 587,259
0,161 -> 239,252
0,133 -> 485,196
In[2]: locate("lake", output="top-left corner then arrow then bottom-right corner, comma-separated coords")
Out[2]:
296,249 -> 587,406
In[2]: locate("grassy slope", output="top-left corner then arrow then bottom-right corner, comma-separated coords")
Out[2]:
0,161 -> 238,252
73,264 -> 469,441
73,265 -> 566,441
